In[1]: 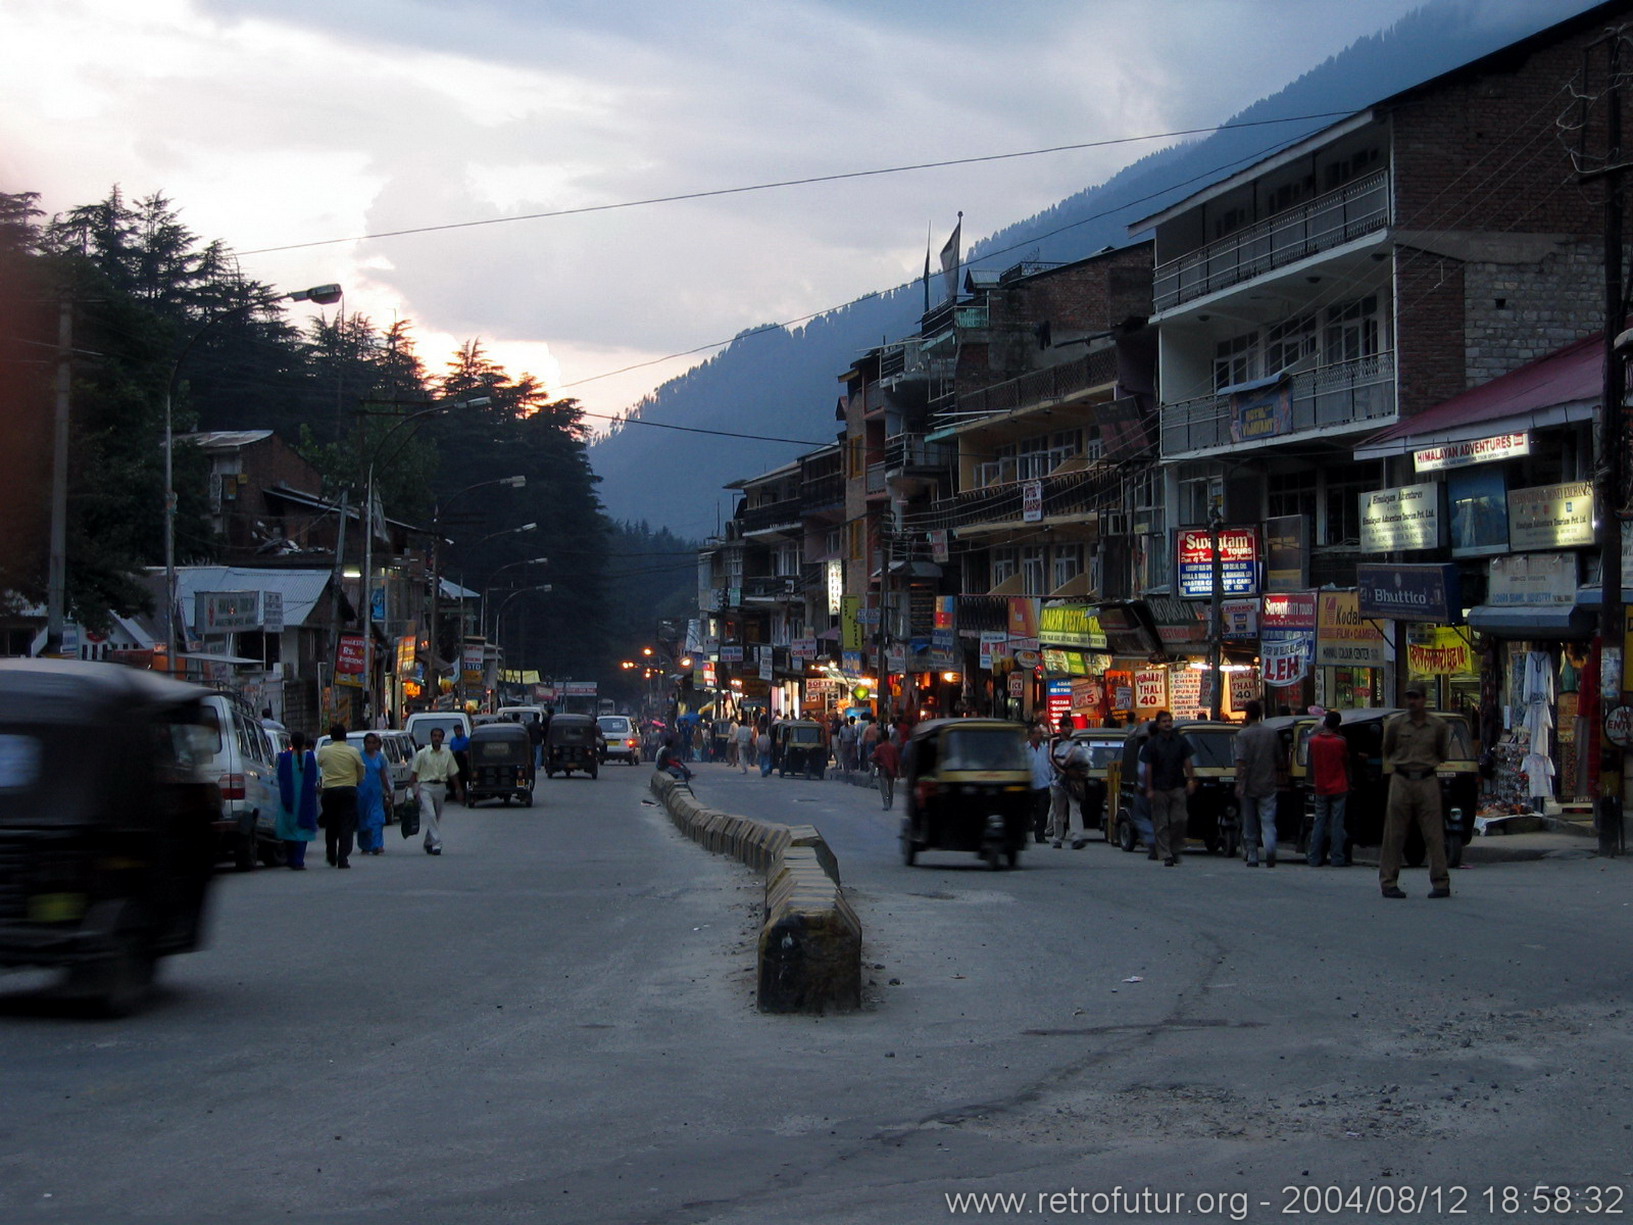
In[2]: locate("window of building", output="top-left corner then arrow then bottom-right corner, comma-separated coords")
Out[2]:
1325,296 -> 1380,365
1051,543 -> 1083,592
1020,546 -> 1047,594
1264,314 -> 1318,375
990,546 -> 1018,588
1177,472 -> 1221,525
1214,333 -> 1257,390
1322,462 -> 1374,546
1266,469 -> 1318,524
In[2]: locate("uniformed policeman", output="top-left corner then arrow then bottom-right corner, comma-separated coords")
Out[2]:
1379,687 -> 1452,899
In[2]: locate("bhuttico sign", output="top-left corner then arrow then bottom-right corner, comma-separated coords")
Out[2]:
1356,564 -> 1459,623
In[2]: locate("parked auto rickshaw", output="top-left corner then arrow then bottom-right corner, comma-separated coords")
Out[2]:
0,660 -> 220,1015
1067,727 -> 1126,839
465,722 -> 536,806
1106,719 -> 1241,857
1259,713 -> 1317,850
544,713 -> 601,778
1302,707 -> 1474,866
899,719 -> 1032,870
774,720 -> 828,778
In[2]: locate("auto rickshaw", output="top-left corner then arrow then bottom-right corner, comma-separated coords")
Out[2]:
774,720 -> 828,778
465,722 -> 536,806
544,713 -> 600,778
0,659 -> 220,1016
1259,714 -> 1317,850
899,719 -> 1032,870
1305,708 -> 1474,867
1067,727 -> 1126,839
1106,719 -> 1241,857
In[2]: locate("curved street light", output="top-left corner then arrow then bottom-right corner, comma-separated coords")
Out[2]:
426,474 -> 525,695
491,584 -> 553,657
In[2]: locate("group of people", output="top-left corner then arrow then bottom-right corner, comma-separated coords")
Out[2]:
271,724 -> 466,869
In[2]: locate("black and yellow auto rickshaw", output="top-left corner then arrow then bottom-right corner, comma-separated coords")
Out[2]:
1259,713 -> 1317,850
0,659 -> 220,1015
1307,708 -> 1475,866
544,713 -> 601,778
774,720 -> 828,779
899,718 -> 1032,870
465,722 -> 536,806
1067,727 -> 1126,839
1106,719 -> 1241,857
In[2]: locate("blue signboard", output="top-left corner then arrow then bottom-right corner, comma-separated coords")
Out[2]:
1356,564 -> 1459,623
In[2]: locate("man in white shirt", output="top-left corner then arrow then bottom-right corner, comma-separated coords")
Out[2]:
1048,714 -> 1091,849
410,726 -> 462,856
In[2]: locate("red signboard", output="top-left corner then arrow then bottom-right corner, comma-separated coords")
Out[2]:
336,634 -> 366,675
1260,591 -> 1317,630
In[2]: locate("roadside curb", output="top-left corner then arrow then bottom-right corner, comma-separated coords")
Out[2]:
649,772 -> 861,1014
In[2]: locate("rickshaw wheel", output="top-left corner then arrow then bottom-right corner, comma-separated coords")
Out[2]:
522,792 -> 534,808
900,824 -> 918,867
1116,811 -> 1137,853
588,765 -> 599,779
1221,827 -> 1240,858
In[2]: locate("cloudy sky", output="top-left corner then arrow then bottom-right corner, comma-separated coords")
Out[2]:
0,0 -> 1586,430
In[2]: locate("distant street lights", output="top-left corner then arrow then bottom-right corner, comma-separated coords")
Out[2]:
427,476 -> 526,694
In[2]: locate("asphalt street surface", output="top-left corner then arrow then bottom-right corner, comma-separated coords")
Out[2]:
3,759 -> 1631,1225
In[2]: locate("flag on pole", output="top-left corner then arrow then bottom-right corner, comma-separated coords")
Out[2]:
939,212 -> 962,305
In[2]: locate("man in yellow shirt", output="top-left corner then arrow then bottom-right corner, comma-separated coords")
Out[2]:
315,724 -> 366,869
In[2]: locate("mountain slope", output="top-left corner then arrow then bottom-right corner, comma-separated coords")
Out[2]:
589,0 -> 1603,534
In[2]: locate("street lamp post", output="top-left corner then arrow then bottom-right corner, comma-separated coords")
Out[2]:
491,584 -> 553,659
164,283 -> 342,673
427,477 -> 526,700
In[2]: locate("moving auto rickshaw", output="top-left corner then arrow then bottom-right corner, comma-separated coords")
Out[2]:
465,722 -> 536,806
1067,727 -> 1126,839
0,660 -> 220,1016
1305,708 -> 1474,867
544,713 -> 600,778
774,720 -> 828,778
1106,719 -> 1241,857
899,719 -> 1032,870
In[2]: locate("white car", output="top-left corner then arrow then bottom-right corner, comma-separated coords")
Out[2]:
597,716 -> 640,765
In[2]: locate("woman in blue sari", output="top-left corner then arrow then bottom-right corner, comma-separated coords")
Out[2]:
356,732 -> 392,855
275,731 -> 319,869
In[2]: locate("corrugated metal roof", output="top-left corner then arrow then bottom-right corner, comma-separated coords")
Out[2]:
177,430 -> 275,450
141,567 -> 335,630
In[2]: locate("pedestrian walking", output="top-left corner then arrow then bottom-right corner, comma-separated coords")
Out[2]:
315,724 -> 365,869
1048,713 -> 1091,849
1140,710 -> 1195,865
1379,687 -> 1452,899
1307,709 -> 1350,867
1025,722 -> 1053,843
859,717 -> 880,773
872,733 -> 901,810
838,718 -> 858,775
355,732 -> 392,856
448,725 -> 472,793
274,730 -> 318,869
725,718 -> 740,768
736,719 -> 755,773
756,722 -> 773,777
410,725 -> 462,857
1233,700 -> 1280,867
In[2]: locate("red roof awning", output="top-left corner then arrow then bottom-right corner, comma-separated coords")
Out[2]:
1356,331 -> 1604,460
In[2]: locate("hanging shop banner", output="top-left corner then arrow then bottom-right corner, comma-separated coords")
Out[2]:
459,644 -> 483,687
884,644 -> 907,674
1134,668 -> 1168,712
1229,380 -> 1293,443
842,596 -> 863,651
1263,514 -> 1309,592
1038,603 -> 1107,650
1507,480 -> 1595,551
929,530 -> 950,564
1488,552 -> 1578,606
1007,597 -> 1040,640
842,650 -> 864,675
562,681 -> 598,696
1169,668 -> 1204,716
1221,597 -> 1259,640
1071,677 -> 1103,719
1407,626 -> 1475,677
395,634 -> 417,676
262,591 -> 284,635
1316,591 -> 1388,667
978,631 -> 1008,669
791,637 -> 818,659
1414,431 -> 1529,472
826,560 -> 843,617
1229,668 -> 1261,710
1176,527 -> 1261,599
337,634 -> 367,676
1447,466 -> 1509,555
1105,669 -> 1135,713
759,648 -> 774,682
1042,648 -> 1094,676
1356,563 -> 1459,623
1261,636 -> 1312,688
1360,482 -> 1440,552
1146,596 -> 1210,649
1022,480 -> 1044,523
719,645 -> 744,663
1261,591 -> 1317,631
1046,680 -> 1073,727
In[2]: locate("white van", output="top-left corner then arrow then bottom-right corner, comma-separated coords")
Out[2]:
404,710 -> 472,750
198,691 -> 281,871
496,704 -> 546,726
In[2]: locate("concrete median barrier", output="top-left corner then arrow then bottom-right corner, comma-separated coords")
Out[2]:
650,772 -> 860,1013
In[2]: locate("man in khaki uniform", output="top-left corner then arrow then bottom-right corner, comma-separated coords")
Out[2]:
1379,687 -> 1452,899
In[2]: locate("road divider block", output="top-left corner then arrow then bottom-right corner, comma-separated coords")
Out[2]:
650,772 -> 860,1013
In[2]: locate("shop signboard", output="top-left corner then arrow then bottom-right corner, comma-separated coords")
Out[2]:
842,596 -> 863,650
1261,591 -> 1316,630
1508,480 -> 1594,551
1264,514 -> 1308,592
1008,673 -> 1026,697
1229,668 -> 1261,710
1007,597 -> 1040,640
1360,482 -> 1440,552
1221,597 -> 1259,640
1046,680 -> 1073,727
1134,668 -> 1167,712
1146,595 -> 1209,648
1022,480 -> 1044,523
1261,592 -> 1315,689
979,630 -> 1008,669
1407,626 -> 1474,677
759,648 -> 774,681
562,681 -> 598,696
533,685 -> 557,703
1169,668 -> 1203,716
1071,677 -> 1102,715
262,591 -> 284,635
826,560 -> 843,616
459,644 -> 483,687
1315,591 -> 1388,666
1261,637 -> 1311,688
1038,602 -> 1107,650
338,634 -> 368,676
1447,466 -> 1509,555
1414,431 -> 1529,472
885,644 -> 907,674
1488,553 -> 1577,606
196,591 -> 260,633
842,650 -> 864,674
1042,648 -> 1092,675
1356,564 -> 1459,623
791,637 -> 818,658
395,634 -> 417,676
929,530 -> 950,564
1229,380 -> 1293,443
1176,526 -> 1261,599
719,645 -> 744,663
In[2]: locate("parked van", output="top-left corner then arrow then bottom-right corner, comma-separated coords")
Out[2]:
497,704 -> 546,726
404,710 -> 472,750
198,691 -> 281,871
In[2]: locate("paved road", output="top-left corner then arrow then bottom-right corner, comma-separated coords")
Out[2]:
3,760 -> 1630,1224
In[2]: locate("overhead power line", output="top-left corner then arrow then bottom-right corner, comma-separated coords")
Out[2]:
238,111 -> 1357,255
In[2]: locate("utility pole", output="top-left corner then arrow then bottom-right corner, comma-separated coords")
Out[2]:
44,297 -> 71,656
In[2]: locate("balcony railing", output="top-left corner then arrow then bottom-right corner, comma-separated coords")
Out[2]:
1159,351 -> 1396,457
740,574 -> 803,602
900,465 -> 1124,535
885,432 -> 953,473
800,472 -> 844,511
930,347 -> 1119,433
1154,170 -> 1391,311
741,497 -> 802,533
